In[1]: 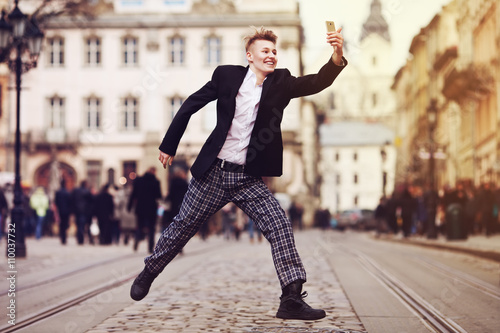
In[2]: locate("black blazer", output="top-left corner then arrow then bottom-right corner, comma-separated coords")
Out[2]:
159,56 -> 347,178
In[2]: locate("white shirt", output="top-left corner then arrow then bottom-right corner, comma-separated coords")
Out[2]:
217,68 -> 264,165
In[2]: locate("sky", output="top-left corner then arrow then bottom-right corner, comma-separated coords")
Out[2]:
298,0 -> 452,73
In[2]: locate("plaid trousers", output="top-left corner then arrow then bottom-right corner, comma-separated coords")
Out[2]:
144,162 -> 307,288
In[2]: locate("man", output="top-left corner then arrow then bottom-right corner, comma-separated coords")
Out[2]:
71,180 -> 94,245
162,166 -> 189,232
131,26 -> 346,320
127,167 -> 162,253
55,179 -> 71,245
0,186 -> 8,240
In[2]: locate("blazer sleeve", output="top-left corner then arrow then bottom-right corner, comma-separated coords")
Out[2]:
286,56 -> 347,99
159,68 -> 220,156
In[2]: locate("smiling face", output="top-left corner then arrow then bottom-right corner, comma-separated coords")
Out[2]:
246,39 -> 278,78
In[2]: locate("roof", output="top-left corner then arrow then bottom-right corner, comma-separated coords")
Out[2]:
360,0 -> 391,42
320,121 -> 394,147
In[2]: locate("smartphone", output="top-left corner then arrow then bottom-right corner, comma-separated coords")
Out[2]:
326,21 -> 336,32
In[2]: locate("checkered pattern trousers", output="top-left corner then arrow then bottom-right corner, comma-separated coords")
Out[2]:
144,162 -> 307,288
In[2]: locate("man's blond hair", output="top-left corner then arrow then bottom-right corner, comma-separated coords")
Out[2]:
243,26 -> 278,51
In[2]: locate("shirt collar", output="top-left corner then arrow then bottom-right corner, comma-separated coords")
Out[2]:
246,68 -> 266,86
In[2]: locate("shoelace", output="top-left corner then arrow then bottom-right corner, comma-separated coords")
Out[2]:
301,291 -> 309,299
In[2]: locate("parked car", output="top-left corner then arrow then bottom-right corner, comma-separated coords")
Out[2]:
337,209 -> 362,229
356,209 -> 376,230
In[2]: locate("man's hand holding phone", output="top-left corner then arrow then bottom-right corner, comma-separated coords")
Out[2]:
326,21 -> 344,66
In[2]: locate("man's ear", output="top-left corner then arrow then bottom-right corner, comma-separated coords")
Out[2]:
246,51 -> 252,63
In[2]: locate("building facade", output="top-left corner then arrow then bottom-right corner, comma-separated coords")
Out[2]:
0,0 -> 305,199
304,0 -> 397,213
319,122 -> 395,213
393,0 -> 499,189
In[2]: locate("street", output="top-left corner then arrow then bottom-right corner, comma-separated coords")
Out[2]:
1,229 -> 499,333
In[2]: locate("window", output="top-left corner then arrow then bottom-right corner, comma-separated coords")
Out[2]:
372,93 -> 377,107
335,152 -> 340,162
205,36 -> 221,66
353,152 -> 358,161
354,174 -> 358,184
85,97 -> 101,130
354,195 -> 359,206
336,174 -> 341,185
107,168 -> 115,185
47,96 -> 65,129
372,56 -> 377,66
168,36 -> 185,66
46,37 -> 64,67
329,92 -> 336,110
86,160 -> 102,190
123,36 -> 138,66
169,96 -> 184,120
85,37 -> 101,66
122,97 -> 139,130
123,161 -> 137,186
203,101 -> 217,131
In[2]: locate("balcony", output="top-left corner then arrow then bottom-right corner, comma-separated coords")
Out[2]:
26,129 -> 80,152
442,63 -> 494,102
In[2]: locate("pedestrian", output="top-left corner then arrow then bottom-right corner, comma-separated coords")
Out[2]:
94,184 -> 115,245
54,179 -> 72,245
477,182 -> 496,236
110,185 -> 122,245
116,185 -> 136,245
127,167 -> 162,253
465,187 -> 478,235
162,166 -> 189,232
385,192 -> 399,234
0,186 -> 8,239
221,203 -> 237,240
400,188 -> 416,238
71,180 -> 94,245
248,217 -> 262,243
29,186 -> 49,240
289,201 -> 304,230
130,26 -> 346,320
374,197 -> 387,236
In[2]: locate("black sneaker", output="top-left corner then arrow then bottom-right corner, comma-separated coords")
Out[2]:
276,291 -> 326,320
276,280 -> 326,320
130,267 -> 158,301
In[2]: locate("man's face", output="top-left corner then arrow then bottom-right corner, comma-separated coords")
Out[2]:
247,39 -> 277,76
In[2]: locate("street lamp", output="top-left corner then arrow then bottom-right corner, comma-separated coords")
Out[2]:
426,99 -> 438,239
0,1 -> 44,258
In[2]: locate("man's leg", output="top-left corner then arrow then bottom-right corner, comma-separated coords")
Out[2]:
76,214 -> 85,245
131,164 -> 228,300
233,175 -> 325,320
233,177 -> 306,288
147,219 -> 156,253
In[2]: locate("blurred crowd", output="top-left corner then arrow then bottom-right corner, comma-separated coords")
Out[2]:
0,179 -> 137,247
309,182 -> 500,240
0,167 -> 306,250
3,174 -> 495,249
370,182 -> 500,238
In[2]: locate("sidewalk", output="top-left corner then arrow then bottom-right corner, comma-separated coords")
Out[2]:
85,230 -> 366,333
375,233 -> 500,262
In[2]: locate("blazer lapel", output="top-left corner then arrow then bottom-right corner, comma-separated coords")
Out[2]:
260,71 -> 275,103
230,66 -> 248,99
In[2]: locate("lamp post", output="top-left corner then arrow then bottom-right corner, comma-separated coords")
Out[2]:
426,99 -> 438,239
0,1 -> 44,258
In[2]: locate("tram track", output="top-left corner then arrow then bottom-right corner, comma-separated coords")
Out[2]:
1,270 -> 137,333
351,249 -> 468,333
327,240 -> 470,333
1,238 -> 229,333
0,253 -> 138,297
414,256 -> 500,301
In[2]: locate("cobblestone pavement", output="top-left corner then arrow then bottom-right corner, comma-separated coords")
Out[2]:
87,230 -> 366,333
